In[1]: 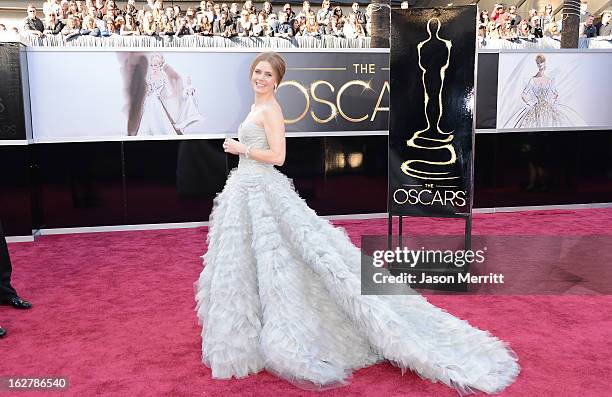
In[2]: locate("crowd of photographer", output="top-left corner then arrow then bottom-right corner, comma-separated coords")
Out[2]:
2,0 -> 374,40
479,2 -> 611,41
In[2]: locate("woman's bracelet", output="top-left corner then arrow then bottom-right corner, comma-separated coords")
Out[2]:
245,145 -> 252,158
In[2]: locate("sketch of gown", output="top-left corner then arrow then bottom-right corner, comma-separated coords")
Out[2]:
137,72 -> 179,136
175,83 -> 206,131
503,76 -> 584,128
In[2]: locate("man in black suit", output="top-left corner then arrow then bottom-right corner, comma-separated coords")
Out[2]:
0,219 -> 32,338
22,5 -> 45,37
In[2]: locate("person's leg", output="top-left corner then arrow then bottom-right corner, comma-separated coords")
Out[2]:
0,220 -> 30,309
0,220 -> 18,300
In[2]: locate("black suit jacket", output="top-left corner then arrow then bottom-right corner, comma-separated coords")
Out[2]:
0,220 -> 17,299
23,17 -> 44,33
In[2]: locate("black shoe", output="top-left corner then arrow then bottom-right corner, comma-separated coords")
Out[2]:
0,296 -> 32,310
0,326 -> 6,338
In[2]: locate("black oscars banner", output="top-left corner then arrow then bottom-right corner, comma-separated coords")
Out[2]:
389,7 -> 477,217
0,43 -> 26,140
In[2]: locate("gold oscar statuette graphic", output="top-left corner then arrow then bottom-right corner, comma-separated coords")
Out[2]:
401,17 -> 459,181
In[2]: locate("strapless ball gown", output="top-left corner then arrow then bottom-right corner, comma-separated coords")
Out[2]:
504,76 -> 584,129
194,119 -> 520,394
137,74 -> 178,136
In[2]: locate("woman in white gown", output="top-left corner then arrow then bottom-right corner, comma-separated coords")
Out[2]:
136,54 -> 180,136
504,54 -> 584,129
175,76 -> 206,132
195,52 -> 520,394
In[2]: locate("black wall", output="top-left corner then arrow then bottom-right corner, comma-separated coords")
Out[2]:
2,130 -> 612,236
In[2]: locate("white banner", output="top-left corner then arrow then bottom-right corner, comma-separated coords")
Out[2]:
496,51 -> 612,131
26,48 -> 390,142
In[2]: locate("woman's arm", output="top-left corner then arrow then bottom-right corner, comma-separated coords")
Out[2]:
224,106 -> 286,166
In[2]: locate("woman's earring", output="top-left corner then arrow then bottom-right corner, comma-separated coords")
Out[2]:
274,84 -> 278,92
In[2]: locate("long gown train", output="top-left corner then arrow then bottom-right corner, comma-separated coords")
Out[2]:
195,120 -> 520,394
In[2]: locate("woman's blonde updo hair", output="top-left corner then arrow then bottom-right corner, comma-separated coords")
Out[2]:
535,54 -> 546,65
249,52 -> 287,85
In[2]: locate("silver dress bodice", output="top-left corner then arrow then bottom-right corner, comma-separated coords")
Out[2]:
237,121 -> 274,174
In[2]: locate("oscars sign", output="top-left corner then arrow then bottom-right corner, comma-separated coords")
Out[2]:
389,6 -> 477,218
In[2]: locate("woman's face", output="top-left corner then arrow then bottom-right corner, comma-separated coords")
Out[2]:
251,61 -> 277,95
151,57 -> 163,71
537,61 -> 546,72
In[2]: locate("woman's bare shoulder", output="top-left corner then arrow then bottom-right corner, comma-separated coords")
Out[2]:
261,101 -> 284,121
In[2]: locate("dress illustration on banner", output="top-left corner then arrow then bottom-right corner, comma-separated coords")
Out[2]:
137,54 -> 181,136
175,76 -> 206,133
503,54 -> 584,128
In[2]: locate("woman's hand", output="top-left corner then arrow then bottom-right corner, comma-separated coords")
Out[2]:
223,138 -> 246,155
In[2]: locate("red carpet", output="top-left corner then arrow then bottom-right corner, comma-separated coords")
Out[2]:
1,208 -> 612,396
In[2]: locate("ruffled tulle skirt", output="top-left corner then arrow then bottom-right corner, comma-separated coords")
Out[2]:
195,165 -> 520,394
